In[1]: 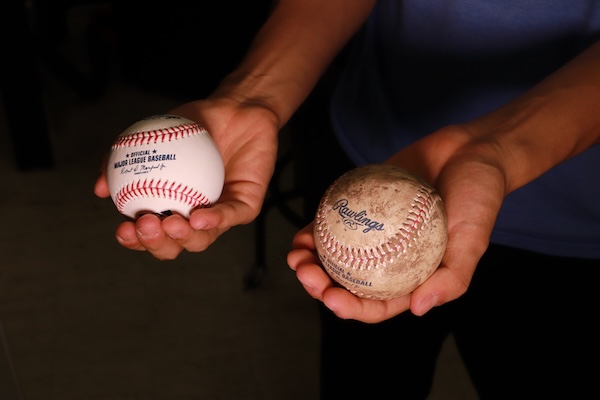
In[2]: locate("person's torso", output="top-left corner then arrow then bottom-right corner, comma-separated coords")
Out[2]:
330,0 -> 600,258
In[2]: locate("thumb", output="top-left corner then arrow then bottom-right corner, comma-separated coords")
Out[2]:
409,222 -> 488,316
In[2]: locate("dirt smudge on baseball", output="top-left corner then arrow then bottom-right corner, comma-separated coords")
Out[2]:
313,164 -> 448,300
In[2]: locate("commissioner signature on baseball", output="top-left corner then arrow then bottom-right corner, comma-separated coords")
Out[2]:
332,199 -> 384,233
120,163 -> 168,175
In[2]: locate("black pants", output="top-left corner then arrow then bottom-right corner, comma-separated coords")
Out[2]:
293,110 -> 600,400
317,245 -> 600,400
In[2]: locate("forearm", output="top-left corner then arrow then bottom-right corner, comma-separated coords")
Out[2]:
462,39 -> 600,193
211,0 -> 376,129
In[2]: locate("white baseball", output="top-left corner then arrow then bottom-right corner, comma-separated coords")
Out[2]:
313,164 -> 448,300
106,114 -> 224,219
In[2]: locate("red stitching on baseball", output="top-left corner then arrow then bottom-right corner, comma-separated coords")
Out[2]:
114,178 -> 211,214
111,123 -> 206,149
316,186 -> 440,271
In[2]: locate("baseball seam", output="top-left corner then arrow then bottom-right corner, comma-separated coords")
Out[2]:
317,186 -> 440,270
114,179 -> 211,215
111,123 -> 205,148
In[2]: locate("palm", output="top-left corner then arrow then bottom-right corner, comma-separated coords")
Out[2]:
288,125 -> 506,322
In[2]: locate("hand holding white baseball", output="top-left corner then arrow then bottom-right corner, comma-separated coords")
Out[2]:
106,114 -> 224,219
313,164 -> 448,300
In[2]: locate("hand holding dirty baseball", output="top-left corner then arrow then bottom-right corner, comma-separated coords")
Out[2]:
288,128 -> 508,322
313,164 -> 447,300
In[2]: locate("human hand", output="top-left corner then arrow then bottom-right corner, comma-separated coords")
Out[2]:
95,97 -> 279,260
287,125 -> 506,322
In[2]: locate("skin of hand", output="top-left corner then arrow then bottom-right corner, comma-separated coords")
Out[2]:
94,97 -> 279,260
288,39 -> 600,323
288,125 -> 503,322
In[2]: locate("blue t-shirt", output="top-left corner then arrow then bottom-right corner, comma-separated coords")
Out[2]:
331,0 -> 600,258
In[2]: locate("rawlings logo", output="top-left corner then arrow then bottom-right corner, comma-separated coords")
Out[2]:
332,199 -> 384,233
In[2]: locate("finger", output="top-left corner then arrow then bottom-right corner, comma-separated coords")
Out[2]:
292,238 -> 413,323
287,248 -> 319,272
323,289 -> 411,323
94,172 -> 110,198
188,198 -> 258,231
287,224 -> 318,272
409,265 -> 466,317
408,160 -> 502,316
162,213 -> 228,253
294,261 -> 334,301
290,223 -> 316,250
134,214 -> 184,260
409,215 -> 489,316
114,221 -> 147,251
94,154 -> 110,198
188,206 -> 224,231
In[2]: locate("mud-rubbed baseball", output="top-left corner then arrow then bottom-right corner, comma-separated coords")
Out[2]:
313,164 -> 447,300
106,114 -> 224,219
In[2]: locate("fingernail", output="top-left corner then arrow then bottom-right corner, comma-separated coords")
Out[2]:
415,294 -> 439,316
136,228 -> 158,240
167,229 -> 185,240
191,220 -> 210,230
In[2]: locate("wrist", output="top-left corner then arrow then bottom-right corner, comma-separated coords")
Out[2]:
212,67 -> 309,130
